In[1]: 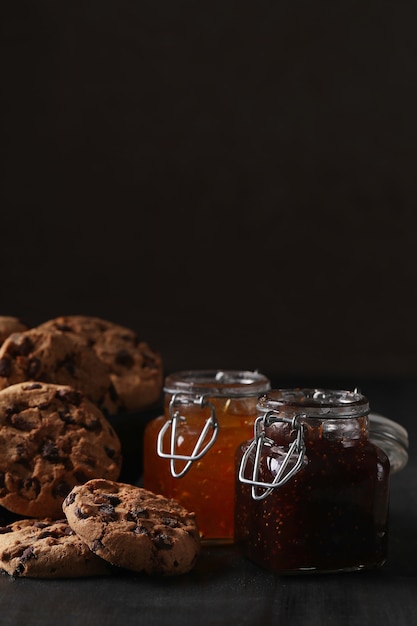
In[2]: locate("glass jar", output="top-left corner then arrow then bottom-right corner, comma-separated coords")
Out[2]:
143,369 -> 270,543
369,411 -> 409,473
235,388 -> 406,574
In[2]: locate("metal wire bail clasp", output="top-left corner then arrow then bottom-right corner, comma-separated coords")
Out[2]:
238,411 -> 306,500
157,393 -> 219,478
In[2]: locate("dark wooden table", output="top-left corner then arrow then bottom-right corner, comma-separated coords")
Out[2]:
1,378 -> 415,626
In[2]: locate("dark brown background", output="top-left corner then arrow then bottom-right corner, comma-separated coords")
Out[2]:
2,0 -> 417,382
1,7 -> 417,624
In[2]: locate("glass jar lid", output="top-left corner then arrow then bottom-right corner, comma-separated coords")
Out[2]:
256,389 -> 409,474
164,369 -> 271,397
369,412 -> 409,473
257,388 -> 369,418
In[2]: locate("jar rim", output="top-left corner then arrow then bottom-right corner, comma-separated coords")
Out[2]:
164,369 -> 271,397
257,388 -> 369,418
369,411 -> 409,453
368,412 -> 409,473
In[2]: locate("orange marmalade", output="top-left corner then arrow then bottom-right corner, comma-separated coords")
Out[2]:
143,370 -> 270,543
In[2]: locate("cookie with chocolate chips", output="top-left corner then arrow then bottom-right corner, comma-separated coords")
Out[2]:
0,517 -> 111,578
38,315 -> 163,415
0,326 -> 113,410
63,479 -> 201,576
0,382 -> 122,518
0,316 -> 29,347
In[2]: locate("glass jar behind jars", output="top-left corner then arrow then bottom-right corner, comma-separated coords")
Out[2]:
143,370 -> 270,543
235,388 -> 396,574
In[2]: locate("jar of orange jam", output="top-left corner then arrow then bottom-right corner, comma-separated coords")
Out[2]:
143,370 -> 270,543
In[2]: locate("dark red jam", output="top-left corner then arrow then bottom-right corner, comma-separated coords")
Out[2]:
235,392 -> 391,573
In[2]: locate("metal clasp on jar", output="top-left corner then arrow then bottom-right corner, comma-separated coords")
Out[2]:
238,411 -> 306,500
157,393 -> 219,478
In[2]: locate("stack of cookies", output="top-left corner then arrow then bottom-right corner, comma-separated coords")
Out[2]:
0,476 -> 200,579
0,314 -> 164,416
0,316 -> 200,578
0,314 -> 165,483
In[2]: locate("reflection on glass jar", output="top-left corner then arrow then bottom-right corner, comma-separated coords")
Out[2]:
235,388 -> 408,574
143,370 -> 270,543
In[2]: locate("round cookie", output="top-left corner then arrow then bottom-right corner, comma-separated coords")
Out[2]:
0,382 -> 122,518
38,315 -> 163,415
0,326 -> 113,410
0,316 -> 29,346
0,517 -> 111,578
63,478 -> 201,576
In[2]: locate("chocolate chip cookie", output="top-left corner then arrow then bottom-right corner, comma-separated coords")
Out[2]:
0,517 -> 111,578
0,326 -> 113,410
0,316 -> 29,346
63,479 -> 201,576
38,315 -> 163,415
0,382 -> 122,518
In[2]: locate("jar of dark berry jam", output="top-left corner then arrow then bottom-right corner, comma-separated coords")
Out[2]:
235,388 -> 404,574
143,369 -> 270,543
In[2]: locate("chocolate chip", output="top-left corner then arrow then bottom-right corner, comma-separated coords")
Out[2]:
40,441 -> 63,464
37,530 -> 54,539
11,546 -> 36,576
1,550 -> 12,562
96,494 -> 121,507
82,418 -> 102,433
74,507 -> 89,519
127,508 -> 149,521
5,402 -> 28,415
9,336 -> 33,357
41,529 -> 65,540
54,481 -> 71,499
115,349 -> 134,368
21,546 -> 35,562
27,358 -> 41,378
57,409 -> 76,425
91,539 -> 103,552
153,533 -> 174,550
134,525 -> 149,535
83,456 -> 97,468
55,324 -> 73,332
57,355 -> 76,376
64,491 -> 76,506
20,477 -> 41,497
99,504 -> 118,520
37,401 -> 51,410
13,564 -> 24,576
104,447 -> 116,459
55,388 -> 83,406
161,517 -> 180,528
7,413 -> 34,432
22,382 -> 43,391
14,444 -> 30,467
5,544 -> 33,563
0,358 -> 11,377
